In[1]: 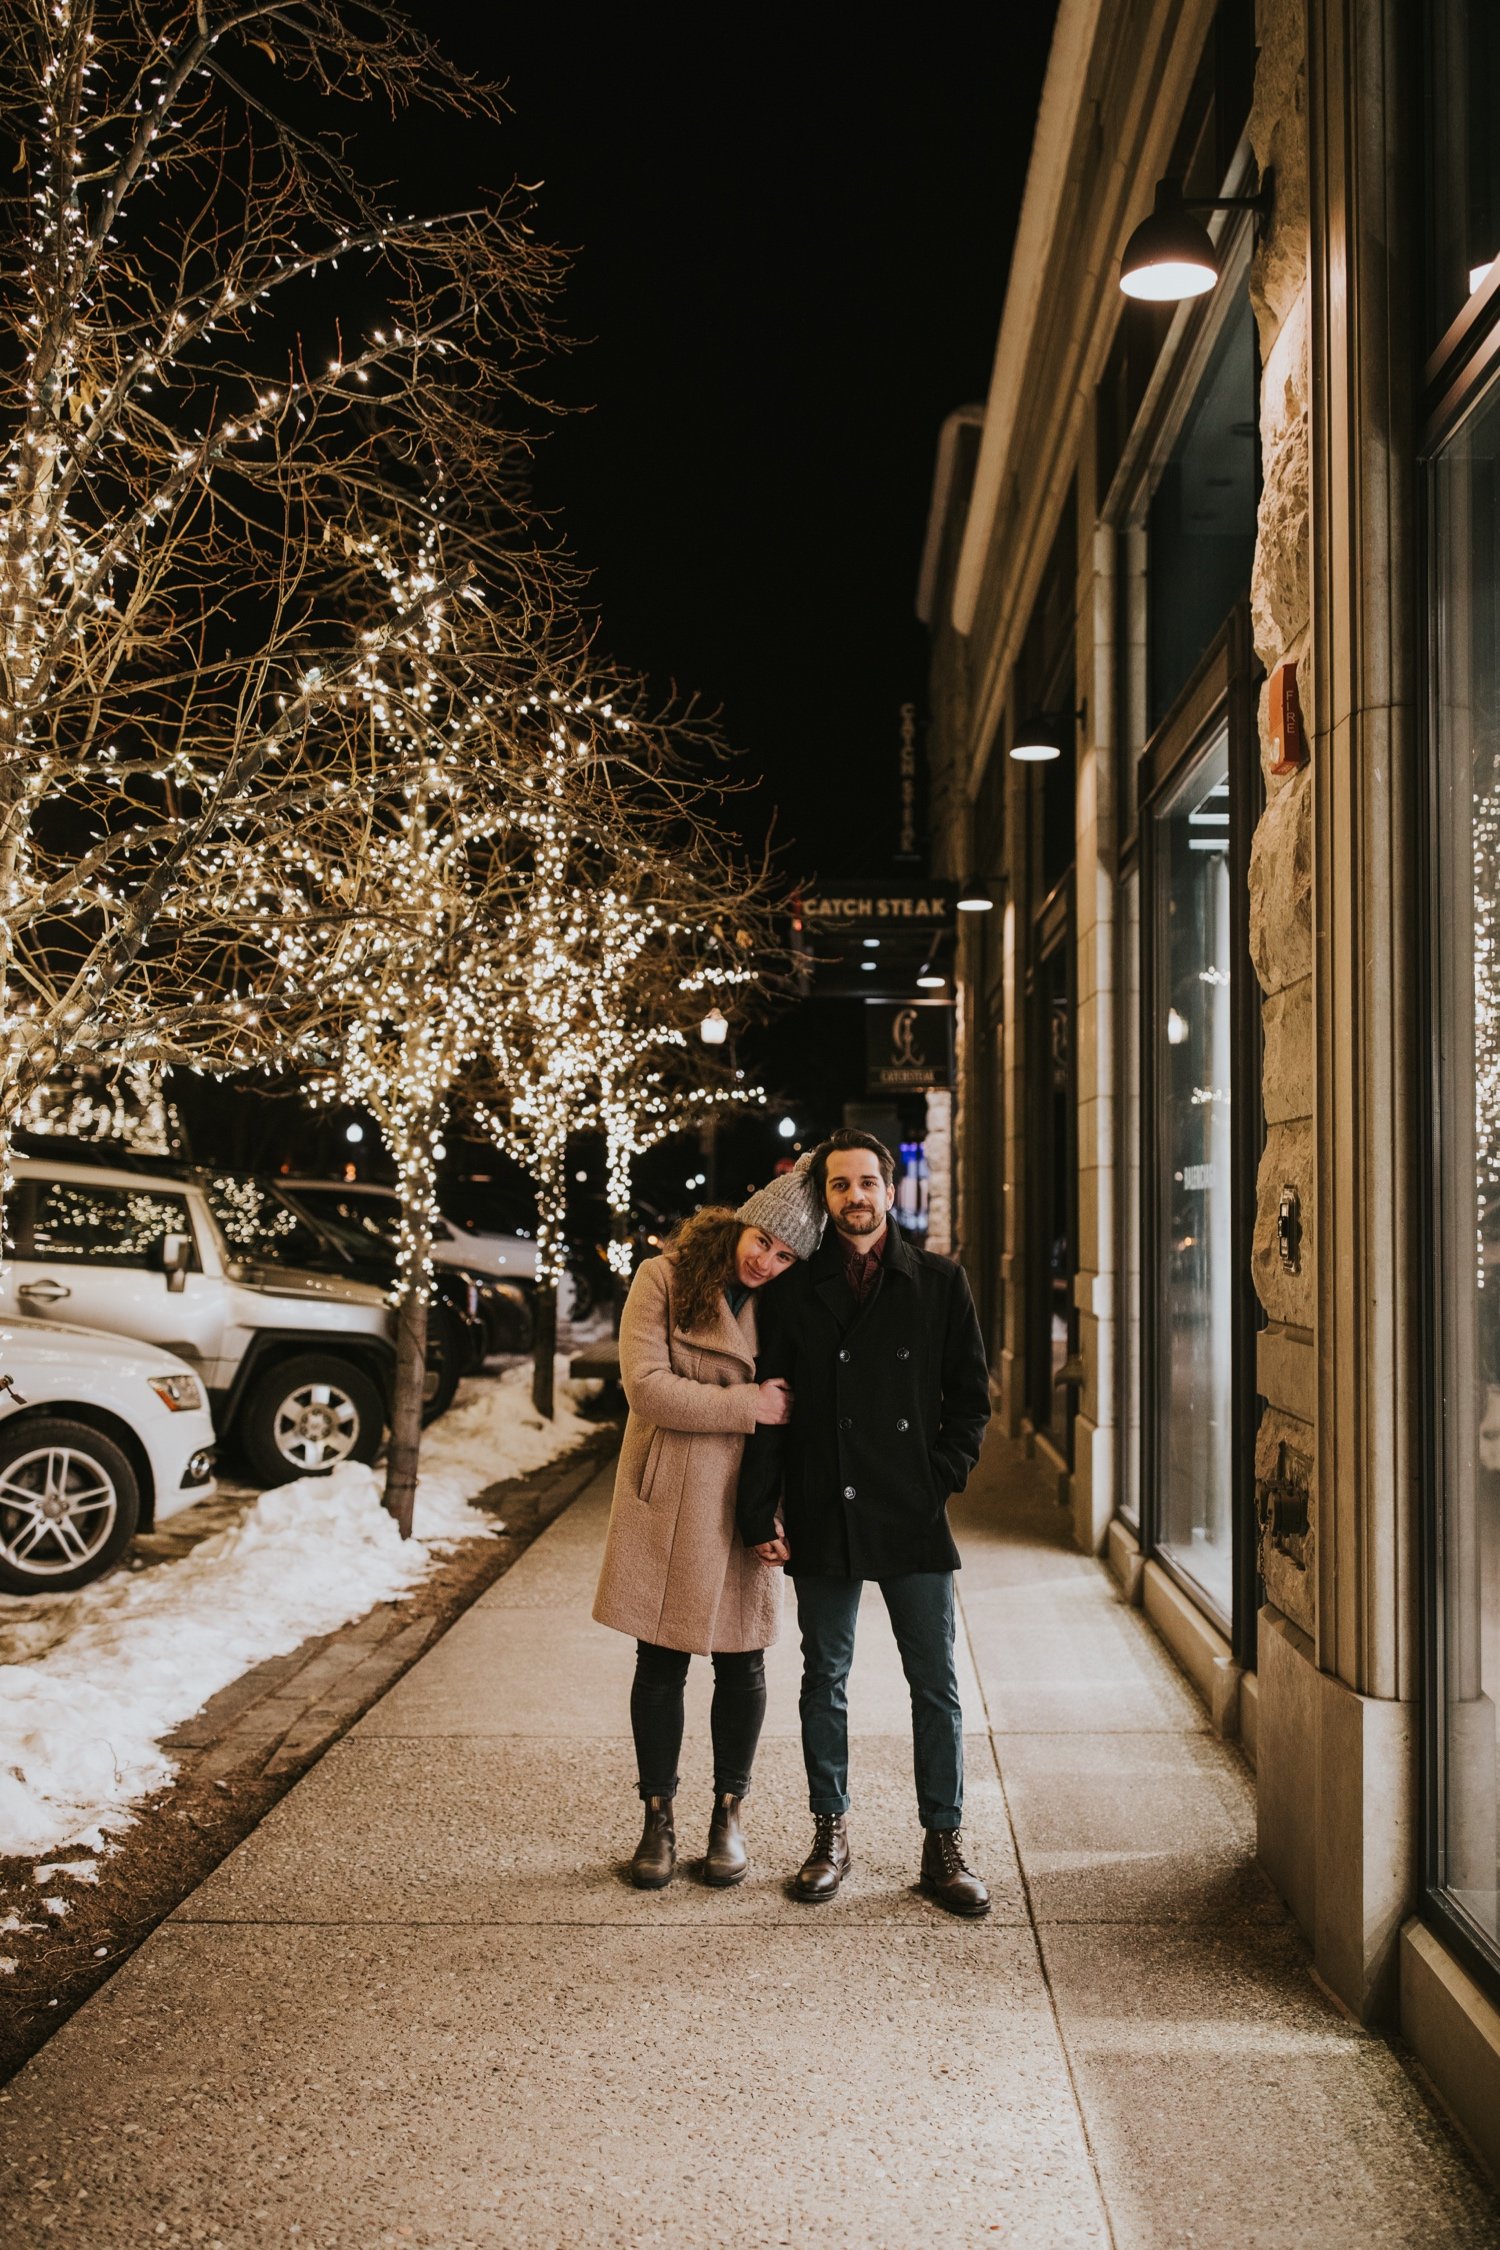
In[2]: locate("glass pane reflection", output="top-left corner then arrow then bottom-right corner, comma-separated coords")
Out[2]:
1434,376 -> 1500,1962
1154,730 -> 1234,1617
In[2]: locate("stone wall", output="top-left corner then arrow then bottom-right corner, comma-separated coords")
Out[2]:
1247,0 -> 1315,1635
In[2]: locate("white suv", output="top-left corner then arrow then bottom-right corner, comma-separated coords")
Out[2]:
0,1155 -> 396,1487
0,1316 -> 217,1592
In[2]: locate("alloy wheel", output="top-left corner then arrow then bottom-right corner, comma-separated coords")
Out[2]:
272,1380 -> 361,1472
0,1446 -> 120,1578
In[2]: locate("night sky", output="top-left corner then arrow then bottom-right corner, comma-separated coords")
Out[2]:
410,11 -> 1057,879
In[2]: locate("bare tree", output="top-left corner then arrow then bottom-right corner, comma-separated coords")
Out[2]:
595,924 -> 769,1296
0,0 -> 560,1208
195,503 -> 542,1536
466,685 -> 792,1416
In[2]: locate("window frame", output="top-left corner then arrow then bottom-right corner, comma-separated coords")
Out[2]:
1418,196 -> 1500,2004
1136,611 -> 1263,1660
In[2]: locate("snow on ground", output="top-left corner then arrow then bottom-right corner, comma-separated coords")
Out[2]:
0,1360 -> 600,1862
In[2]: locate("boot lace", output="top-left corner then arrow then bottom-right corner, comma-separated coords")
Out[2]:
934,1829 -> 969,1876
810,1814 -> 840,1858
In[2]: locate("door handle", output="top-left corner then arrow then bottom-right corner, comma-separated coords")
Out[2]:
17,1279 -> 71,1302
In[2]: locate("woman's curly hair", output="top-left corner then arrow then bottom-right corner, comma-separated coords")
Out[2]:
662,1206 -> 744,1335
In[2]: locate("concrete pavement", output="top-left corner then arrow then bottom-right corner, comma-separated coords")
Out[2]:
1,1430 -> 1497,2247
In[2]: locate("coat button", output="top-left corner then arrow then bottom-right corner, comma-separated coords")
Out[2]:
896,1346 -> 910,1360
896,1417 -> 909,1432
843,1485 -> 856,1500
838,1348 -> 850,1363
839,1416 -> 852,1431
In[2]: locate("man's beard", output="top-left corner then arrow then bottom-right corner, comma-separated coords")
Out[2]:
836,1204 -> 883,1236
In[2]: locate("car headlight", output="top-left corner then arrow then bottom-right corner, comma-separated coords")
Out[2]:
148,1372 -> 204,1413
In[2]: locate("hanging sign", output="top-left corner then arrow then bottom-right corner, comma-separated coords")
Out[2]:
802,880 -> 953,932
865,1000 -> 954,1092
897,702 -> 920,858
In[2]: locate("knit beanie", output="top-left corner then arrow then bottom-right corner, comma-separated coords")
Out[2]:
735,1150 -> 825,1263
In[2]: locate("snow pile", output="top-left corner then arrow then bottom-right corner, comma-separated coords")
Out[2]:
420,1358 -> 600,1489
0,1361 -> 600,1861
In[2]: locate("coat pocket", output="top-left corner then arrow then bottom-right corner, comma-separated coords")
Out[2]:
639,1427 -> 665,1505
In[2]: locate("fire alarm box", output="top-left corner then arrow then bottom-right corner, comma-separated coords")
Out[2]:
1268,659 -> 1306,775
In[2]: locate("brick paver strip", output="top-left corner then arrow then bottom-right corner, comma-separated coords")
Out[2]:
263,1623 -> 438,1776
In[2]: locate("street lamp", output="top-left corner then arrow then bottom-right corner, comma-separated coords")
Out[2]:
1119,172 -> 1274,302
699,1005 -> 728,1046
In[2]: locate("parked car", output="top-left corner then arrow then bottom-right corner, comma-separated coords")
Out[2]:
211,1170 -> 488,1413
0,1316 -> 217,1593
282,1178 -> 539,1290
0,1155 -> 395,1486
278,1181 -> 534,1357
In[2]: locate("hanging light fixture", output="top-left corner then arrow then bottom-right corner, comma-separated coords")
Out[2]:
917,963 -> 946,989
1119,171 -> 1274,302
1010,703 -> 1087,763
699,1005 -> 729,1046
956,878 -> 994,913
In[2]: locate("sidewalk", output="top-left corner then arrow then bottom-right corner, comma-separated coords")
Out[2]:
2,1430 -> 1497,2247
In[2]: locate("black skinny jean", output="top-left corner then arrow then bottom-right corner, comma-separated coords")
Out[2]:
630,1640 -> 767,1801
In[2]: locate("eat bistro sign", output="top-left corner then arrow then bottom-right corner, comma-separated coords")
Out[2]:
801,881 -> 953,931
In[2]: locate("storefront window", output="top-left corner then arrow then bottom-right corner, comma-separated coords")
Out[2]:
1120,868 -> 1143,1528
1147,300 -> 1257,732
1432,375 -> 1500,1966
1153,728 -> 1234,1618
1426,0 -> 1500,345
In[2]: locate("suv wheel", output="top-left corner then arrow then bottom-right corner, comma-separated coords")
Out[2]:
240,1355 -> 383,1486
0,1418 -> 140,1593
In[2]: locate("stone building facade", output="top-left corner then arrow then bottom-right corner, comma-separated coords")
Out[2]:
920,0 -> 1500,2173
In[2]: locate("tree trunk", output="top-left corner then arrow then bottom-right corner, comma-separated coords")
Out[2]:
531,1280 -> 557,1419
383,1186 -> 433,1540
611,1205 -> 631,1331
384,1284 -> 429,1539
529,1142 -> 569,1420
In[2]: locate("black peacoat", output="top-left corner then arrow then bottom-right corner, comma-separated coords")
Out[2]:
736,1223 -> 991,1578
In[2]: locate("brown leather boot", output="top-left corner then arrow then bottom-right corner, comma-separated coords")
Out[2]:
703,1793 -> 748,1887
629,1795 -> 676,1889
793,1813 -> 851,1902
919,1828 -> 990,1917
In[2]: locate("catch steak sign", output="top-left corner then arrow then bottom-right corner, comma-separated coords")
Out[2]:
865,1000 -> 954,1092
802,881 -> 953,930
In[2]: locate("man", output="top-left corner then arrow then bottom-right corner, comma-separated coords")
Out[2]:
737,1128 -> 992,1915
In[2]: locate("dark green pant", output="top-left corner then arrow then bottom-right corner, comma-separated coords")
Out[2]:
794,1571 -> 962,1830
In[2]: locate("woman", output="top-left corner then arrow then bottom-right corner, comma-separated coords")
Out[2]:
593,1157 -> 823,1890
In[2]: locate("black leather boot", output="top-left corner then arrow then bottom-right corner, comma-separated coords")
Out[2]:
629,1795 -> 676,1889
919,1828 -> 990,1917
703,1793 -> 748,1887
793,1813 -> 851,1902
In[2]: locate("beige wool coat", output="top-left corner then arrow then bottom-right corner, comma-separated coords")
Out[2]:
592,1254 -> 782,1656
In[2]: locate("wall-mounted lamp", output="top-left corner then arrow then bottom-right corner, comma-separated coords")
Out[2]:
1010,704 -> 1086,763
956,877 -> 995,913
699,1005 -> 729,1045
1119,171 -> 1274,302
916,963 -> 946,988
